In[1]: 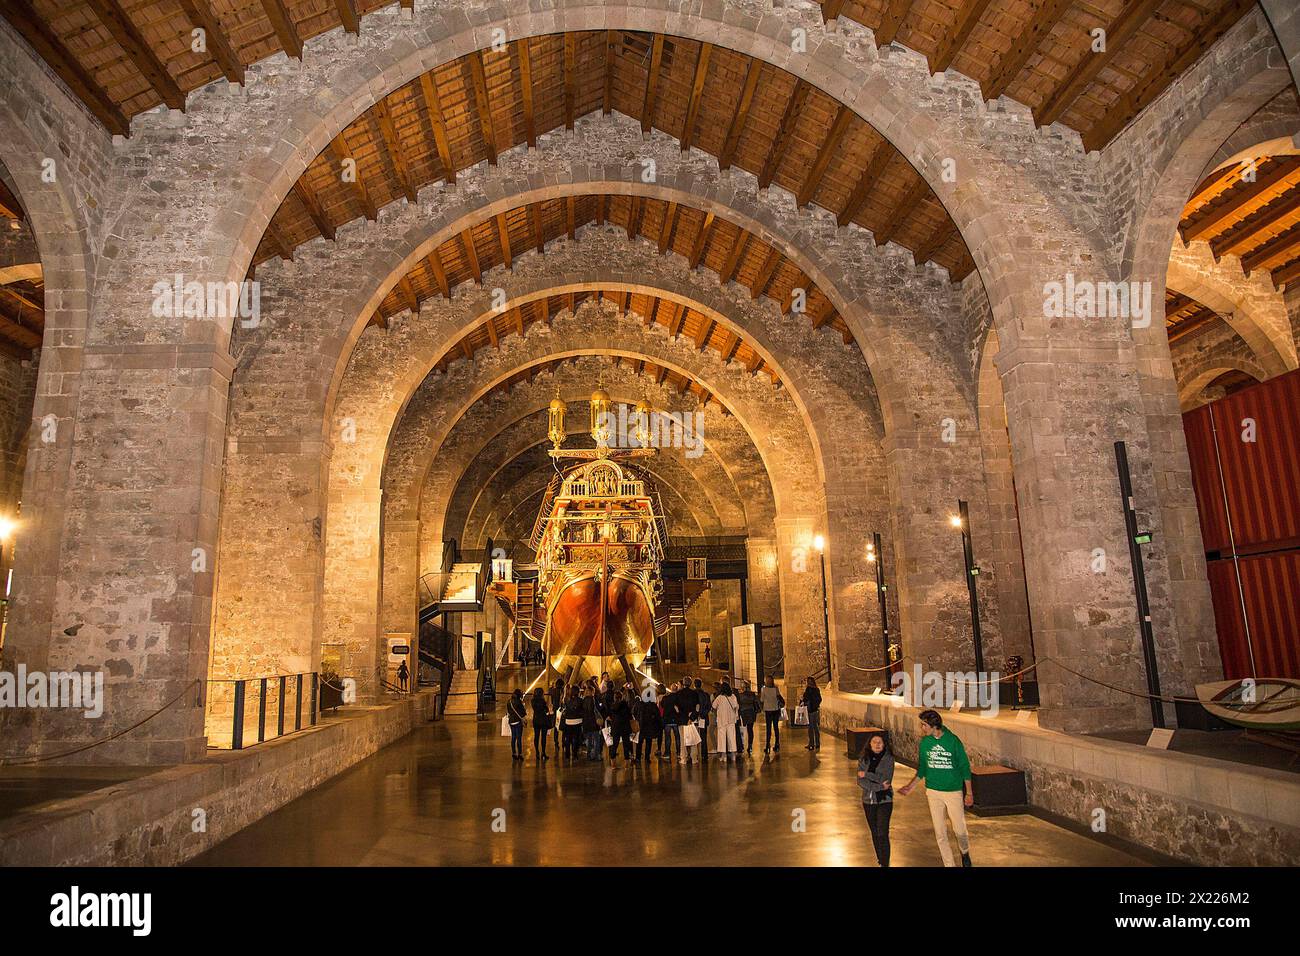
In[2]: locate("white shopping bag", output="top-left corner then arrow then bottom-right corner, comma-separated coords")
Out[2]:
500,716 -> 511,737
739,723 -> 748,749
793,704 -> 809,726
779,706 -> 789,722
680,723 -> 701,747
601,726 -> 613,746
630,731 -> 640,744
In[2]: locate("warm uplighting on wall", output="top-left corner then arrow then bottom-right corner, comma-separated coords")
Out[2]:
0,516 -> 16,541
866,539 -> 876,563
813,534 -> 825,553
949,515 -> 964,529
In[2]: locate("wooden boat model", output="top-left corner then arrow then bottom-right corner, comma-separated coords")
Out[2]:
528,391 -> 666,684
1195,678 -> 1300,731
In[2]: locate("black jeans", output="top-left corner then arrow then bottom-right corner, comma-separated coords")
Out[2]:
612,730 -> 633,759
562,725 -> 582,758
533,725 -> 548,756
862,800 -> 893,866
509,722 -> 523,756
807,710 -> 821,749
741,717 -> 756,752
637,729 -> 661,760
763,711 -> 780,751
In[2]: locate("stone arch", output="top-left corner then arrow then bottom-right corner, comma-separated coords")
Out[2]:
1166,243 -> 1296,375
1178,358 -> 1267,408
322,299 -> 850,699
133,0 -> 1054,335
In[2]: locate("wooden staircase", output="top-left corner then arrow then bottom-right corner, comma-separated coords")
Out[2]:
516,580 -> 536,642
443,562 -> 480,604
444,668 -> 480,716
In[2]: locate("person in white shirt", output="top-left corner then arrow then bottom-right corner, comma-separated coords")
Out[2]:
711,684 -> 740,760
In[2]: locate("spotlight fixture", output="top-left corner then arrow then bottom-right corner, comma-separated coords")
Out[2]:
950,515 -> 963,528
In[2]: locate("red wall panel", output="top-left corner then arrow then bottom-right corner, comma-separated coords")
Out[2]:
1183,368 -> 1300,680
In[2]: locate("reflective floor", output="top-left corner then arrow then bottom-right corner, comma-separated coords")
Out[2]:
191,708 -> 1157,867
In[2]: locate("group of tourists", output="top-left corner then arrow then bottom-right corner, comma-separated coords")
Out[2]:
504,674 -> 974,867
504,673 -> 828,765
855,708 -> 975,868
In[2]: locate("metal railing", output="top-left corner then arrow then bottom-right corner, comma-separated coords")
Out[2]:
205,672 -> 318,750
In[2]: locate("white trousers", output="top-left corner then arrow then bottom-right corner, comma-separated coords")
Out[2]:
926,788 -> 970,866
716,722 -> 737,754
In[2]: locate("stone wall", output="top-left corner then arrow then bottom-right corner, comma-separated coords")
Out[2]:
0,691 -> 436,866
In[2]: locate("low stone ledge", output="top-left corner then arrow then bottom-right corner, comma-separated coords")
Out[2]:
819,688 -> 1300,866
0,691 -> 436,866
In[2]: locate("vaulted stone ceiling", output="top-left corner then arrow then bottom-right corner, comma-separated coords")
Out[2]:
3,0 -> 1254,156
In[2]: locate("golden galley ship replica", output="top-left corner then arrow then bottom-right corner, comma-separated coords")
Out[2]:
527,388 -> 667,684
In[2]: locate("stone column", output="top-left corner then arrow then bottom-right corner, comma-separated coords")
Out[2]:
3,343 -> 232,764
322,485 -> 384,699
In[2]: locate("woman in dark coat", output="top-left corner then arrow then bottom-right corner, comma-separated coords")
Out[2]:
505,688 -> 527,760
609,690 -> 634,764
530,686 -> 551,760
636,693 -> 664,761
857,733 -> 895,866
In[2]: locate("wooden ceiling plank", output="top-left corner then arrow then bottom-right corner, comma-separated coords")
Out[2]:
334,0 -> 359,34
529,202 -> 546,254
462,229 -> 482,284
913,219 -> 957,266
1272,258 -> 1300,288
874,175 -> 929,247
327,134 -> 376,221
1243,228 -> 1300,275
724,333 -> 741,364
603,31 -> 615,115
689,212 -> 716,268
418,73 -> 457,184
982,0 -> 1070,101
627,196 -> 645,239
86,0 -> 186,110
1,1 -> 130,136
397,275 -> 418,313
752,246 -> 783,298
719,231 -> 749,285
566,196 -> 577,240
874,0 -> 918,48
372,100 -> 417,202
719,60 -> 762,170
496,213 -> 513,270
1034,0 -> 1162,129
695,318 -> 715,351
260,0 -> 303,61
1213,191 -> 1300,259
641,34 -> 666,134
427,251 -> 451,297
759,80 -> 811,189
517,39 -> 536,147
468,51 -> 498,165
177,0 -> 244,85
1182,160 -> 1300,243
658,201 -> 679,253
796,104 -> 853,207
291,179 -> 336,241
671,302 -> 687,338
564,33 -> 578,130
821,0 -> 847,23
839,143 -> 892,226
681,42 -> 713,152
929,0 -> 996,75
1083,0 -> 1258,151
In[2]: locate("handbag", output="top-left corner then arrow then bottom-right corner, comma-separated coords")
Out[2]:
630,731 -> 640,744
794,704 -> 809,726
500,715 -> 511,737
779,706 -> 788,722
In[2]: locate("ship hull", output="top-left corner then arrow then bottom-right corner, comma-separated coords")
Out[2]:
542,570 -> 655,681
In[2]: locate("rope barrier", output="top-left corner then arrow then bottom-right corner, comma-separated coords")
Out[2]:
0,678 -> 202,767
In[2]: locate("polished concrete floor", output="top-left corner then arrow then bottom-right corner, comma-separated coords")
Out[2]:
191,707 -> 1155,867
